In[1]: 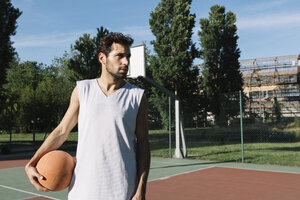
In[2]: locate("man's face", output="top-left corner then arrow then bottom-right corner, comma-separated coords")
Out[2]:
105,43 -> 131,79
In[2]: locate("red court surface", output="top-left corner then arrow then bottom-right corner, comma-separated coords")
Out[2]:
0,155 -> 31,169
146,166 -> 300,200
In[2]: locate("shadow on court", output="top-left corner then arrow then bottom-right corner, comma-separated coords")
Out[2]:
150,161 -> 223,170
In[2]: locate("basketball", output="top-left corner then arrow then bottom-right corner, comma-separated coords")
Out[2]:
36,150 -> 75,191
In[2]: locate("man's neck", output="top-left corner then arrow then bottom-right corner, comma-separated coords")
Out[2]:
97,76 -> 126,92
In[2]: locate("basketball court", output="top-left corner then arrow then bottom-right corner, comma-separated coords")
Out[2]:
1,154 -> 300,200
1,46 -> 300,199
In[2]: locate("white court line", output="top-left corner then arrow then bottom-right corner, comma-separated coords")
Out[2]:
0,184 -> 60,200
150,158 -> 218,168
149,166 -> 215,182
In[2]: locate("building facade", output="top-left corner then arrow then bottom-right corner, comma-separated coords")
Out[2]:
240,55 -> 300,118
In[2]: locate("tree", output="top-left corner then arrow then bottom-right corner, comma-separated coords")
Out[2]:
0,0 -> 22,125
4,61 -> 43,132
0,0 -> 22,86
149,0 -> 199,128
273,97 -> 282,123
4,59 -> 74,132
198,5 -> 243,124
68,27 -> 109,81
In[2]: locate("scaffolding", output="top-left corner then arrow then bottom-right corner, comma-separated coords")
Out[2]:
194,54 -> 300,118
241,54 -> 300,118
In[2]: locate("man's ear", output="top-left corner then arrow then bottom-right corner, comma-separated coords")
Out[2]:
98,52 -> 106,65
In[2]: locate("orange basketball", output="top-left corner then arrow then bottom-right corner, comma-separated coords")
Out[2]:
36,150 -> 75,191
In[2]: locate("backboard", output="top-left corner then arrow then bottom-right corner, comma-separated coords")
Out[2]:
127,45 -> 146,78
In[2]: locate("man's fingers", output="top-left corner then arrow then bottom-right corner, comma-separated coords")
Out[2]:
27,166 -> 43,181
31,176 -> 49,192
26,166 -> 49,192
32,168 -> 44,180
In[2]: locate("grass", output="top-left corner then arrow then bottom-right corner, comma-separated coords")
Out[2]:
185,142 -> 300,166
1,128 -> 300,167
149,127 -> 300,167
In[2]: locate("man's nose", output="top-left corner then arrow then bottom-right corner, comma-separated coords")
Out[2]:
122,57 -> 129,66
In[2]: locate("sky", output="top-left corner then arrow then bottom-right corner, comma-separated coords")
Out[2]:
11,0 -> 300,66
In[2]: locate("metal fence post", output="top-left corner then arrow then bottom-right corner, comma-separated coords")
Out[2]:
169,97 -> 172,158
259,86 -> 263,142
240,90 -> 245,163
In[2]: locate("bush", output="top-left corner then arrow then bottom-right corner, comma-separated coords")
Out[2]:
295,117 -> 300,128
206,127 -> 230,144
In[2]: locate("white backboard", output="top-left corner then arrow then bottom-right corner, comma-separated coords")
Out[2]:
128,45 -> 146,78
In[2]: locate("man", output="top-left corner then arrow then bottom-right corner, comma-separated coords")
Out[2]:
25,32 -> 150,200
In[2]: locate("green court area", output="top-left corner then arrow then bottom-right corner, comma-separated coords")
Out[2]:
1,157 -> 300,200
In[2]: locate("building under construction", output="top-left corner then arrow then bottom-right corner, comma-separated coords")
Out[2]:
240,54 -> 300,118
195,54 -> 300,120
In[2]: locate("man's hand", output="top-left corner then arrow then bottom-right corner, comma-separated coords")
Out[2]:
25,164 -> 49,192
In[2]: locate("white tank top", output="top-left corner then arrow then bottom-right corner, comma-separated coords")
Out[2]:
68,79 -> 144,200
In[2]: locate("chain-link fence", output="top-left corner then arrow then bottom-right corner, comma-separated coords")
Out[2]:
180,90 -> 300,166
1,88 -> 300,167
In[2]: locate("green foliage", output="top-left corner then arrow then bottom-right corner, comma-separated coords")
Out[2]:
198,5 -> 243,125
0,0 -> 22,124
149,0 -> 199,128
272,97 -> 282,123
3,61 -> 43,132
0,0 -> 22,87
295,117 -> 300,128
37,61 -> 74,130
68,27 -> 109,81
3,60 -> 73,132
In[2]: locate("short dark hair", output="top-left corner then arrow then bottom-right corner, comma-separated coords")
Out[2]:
98,32 -> 134,56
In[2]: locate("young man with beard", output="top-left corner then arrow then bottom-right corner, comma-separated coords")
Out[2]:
25,32 -> 150,200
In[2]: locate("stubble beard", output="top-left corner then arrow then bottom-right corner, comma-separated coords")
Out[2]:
107,69 -> 127,80
106,65 -> 127,80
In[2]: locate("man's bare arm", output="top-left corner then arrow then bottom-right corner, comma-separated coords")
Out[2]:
132,95 -> 150,200
25,87 -> 79,191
